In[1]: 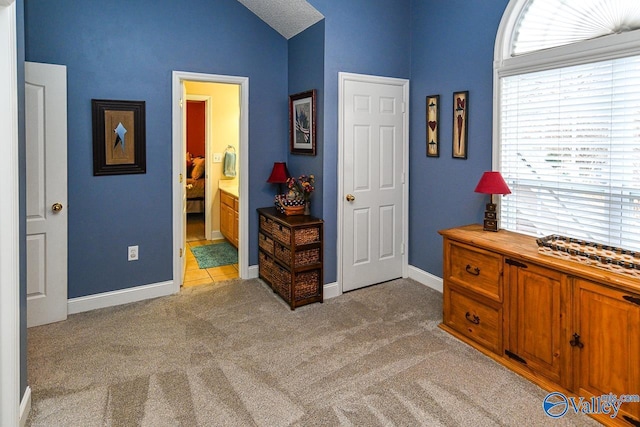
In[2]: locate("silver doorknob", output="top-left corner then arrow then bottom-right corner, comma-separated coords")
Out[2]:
52,203 -> 63,212
346,194 -> 355,202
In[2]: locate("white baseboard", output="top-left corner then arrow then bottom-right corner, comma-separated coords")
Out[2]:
67,280 -> 176,314
209,230 -> 223,240
408,265 -> 443,293
19,386 -> 31,427
323,282 -> 341,299
247,264 -> 259,279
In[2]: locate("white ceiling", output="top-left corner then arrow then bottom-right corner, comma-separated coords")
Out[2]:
237,0 -> 324,39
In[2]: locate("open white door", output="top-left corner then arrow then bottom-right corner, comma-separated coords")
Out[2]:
340,73 -> 408,293
25,62 -> 68,327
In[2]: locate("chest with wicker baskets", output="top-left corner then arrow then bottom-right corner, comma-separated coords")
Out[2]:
257,207 -> 323,310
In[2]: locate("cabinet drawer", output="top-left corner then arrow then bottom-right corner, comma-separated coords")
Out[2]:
448,241 -> 502,301
221,191 -> 235,208
444,285 -> 502,354
258,232 -> 274,255
274,242 -> 320,267
272,223 -> 321,247
259,214 -> 274,235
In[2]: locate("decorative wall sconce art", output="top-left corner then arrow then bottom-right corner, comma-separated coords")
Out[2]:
426,95 -> 440,157
452,91 -> 469,159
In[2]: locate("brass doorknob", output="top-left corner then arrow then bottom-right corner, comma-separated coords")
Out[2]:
52,203 -> 63,212
346,194 -> 355,202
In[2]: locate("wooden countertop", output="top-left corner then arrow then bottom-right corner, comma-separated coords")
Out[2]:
439,224 -> 640,295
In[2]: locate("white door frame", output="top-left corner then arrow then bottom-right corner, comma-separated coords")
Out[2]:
185,94 -> 213,241
0,1 -> 21,425
172,71 -> 249,292
337,72 -> 410,294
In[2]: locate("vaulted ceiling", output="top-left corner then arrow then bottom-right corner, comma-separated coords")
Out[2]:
237,0 -> 324,39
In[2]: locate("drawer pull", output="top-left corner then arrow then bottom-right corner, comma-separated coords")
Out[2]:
569,333 -> 584,349
465,264 -> 480,276
465,312 -> 480,324
622,415 -> 640,427
623,295 -> 640,306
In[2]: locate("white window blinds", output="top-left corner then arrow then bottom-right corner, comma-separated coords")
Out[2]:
512,0 -> 640,55
499,55 -> 640,251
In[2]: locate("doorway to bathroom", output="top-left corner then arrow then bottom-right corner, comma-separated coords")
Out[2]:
172,71 -> 249,292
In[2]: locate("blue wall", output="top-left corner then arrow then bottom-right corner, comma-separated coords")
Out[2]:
24,0 -> 288,297
308,0 -> 412,283
287,20 -> 325,219
409,0 -> 510,277
22,0 -> 512,301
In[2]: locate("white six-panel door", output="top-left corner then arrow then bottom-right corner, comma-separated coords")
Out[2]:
341,74 -> 407,292
25,62 -> 68,327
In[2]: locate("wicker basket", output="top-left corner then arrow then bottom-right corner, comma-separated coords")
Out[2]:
536,234 -> 640,279
274,244 -> 320,267
258,251 -> 275,284
272,268 -> 321,303
258,232 -> 274,254
259,214 -> 274,235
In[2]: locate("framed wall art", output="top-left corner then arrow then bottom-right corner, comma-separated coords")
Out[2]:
452,91 -> 468,159
92,99 -> 146,175
289,89 -> 316,156
426,95 -> 440,157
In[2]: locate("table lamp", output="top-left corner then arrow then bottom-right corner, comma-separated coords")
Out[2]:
267,162 -> 290,195
474,171 -> 511,231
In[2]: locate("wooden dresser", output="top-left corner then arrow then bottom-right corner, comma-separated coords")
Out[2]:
257,207 -> 323,310
439,224 -> 640,427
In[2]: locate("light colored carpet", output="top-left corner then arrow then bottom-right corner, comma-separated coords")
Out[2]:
26,278 -> 597,426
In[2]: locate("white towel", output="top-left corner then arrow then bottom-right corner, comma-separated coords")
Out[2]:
223,151 -> 236,177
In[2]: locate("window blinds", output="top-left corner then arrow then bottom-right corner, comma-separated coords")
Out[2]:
512,0 -> 640,55
499,55 -> 640,251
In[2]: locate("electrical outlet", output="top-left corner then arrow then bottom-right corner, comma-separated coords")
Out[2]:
128,245 -> 139,261
213,153 -> 223,163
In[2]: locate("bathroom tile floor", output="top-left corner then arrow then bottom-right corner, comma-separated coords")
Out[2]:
183,239 -> 239,287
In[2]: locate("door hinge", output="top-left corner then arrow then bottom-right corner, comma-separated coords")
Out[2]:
623,295 -> 640,306
179,173 -> 183,183
505,258 -> 528,268
505,350 -> 527,365
180,248 -> 183,257
401,243 -> 405,255
179,98 -> 183,108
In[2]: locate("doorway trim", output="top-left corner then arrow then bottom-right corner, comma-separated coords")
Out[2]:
0,1 -> 21,425
337,72 -> 410,294
185,94 -> 214,241
172,71 -> 249,292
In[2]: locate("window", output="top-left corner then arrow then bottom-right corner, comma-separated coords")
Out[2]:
495,0 -> 640,251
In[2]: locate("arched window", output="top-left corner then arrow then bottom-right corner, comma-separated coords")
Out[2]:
494,0 -> 640,250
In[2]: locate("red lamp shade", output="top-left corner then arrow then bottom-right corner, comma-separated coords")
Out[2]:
267,162 -> 290,183
474,171 -> 511,195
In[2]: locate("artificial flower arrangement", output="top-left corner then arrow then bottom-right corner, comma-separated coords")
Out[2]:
275,174 -> 315,215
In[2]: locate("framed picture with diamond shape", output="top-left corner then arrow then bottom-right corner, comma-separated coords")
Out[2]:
92,99 -> 146,175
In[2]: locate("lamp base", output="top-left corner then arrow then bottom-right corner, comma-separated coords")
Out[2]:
483,203 -> 498,231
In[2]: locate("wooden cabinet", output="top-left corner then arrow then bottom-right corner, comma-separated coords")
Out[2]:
575,278 -> 640,424
440,224 -> 640,427
220,189 -> 238,247
504,260 -> 572,389
257,207 -> 323,310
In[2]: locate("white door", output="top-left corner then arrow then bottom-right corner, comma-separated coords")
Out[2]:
25,62 -> 68,327
341,74 -> 407,292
